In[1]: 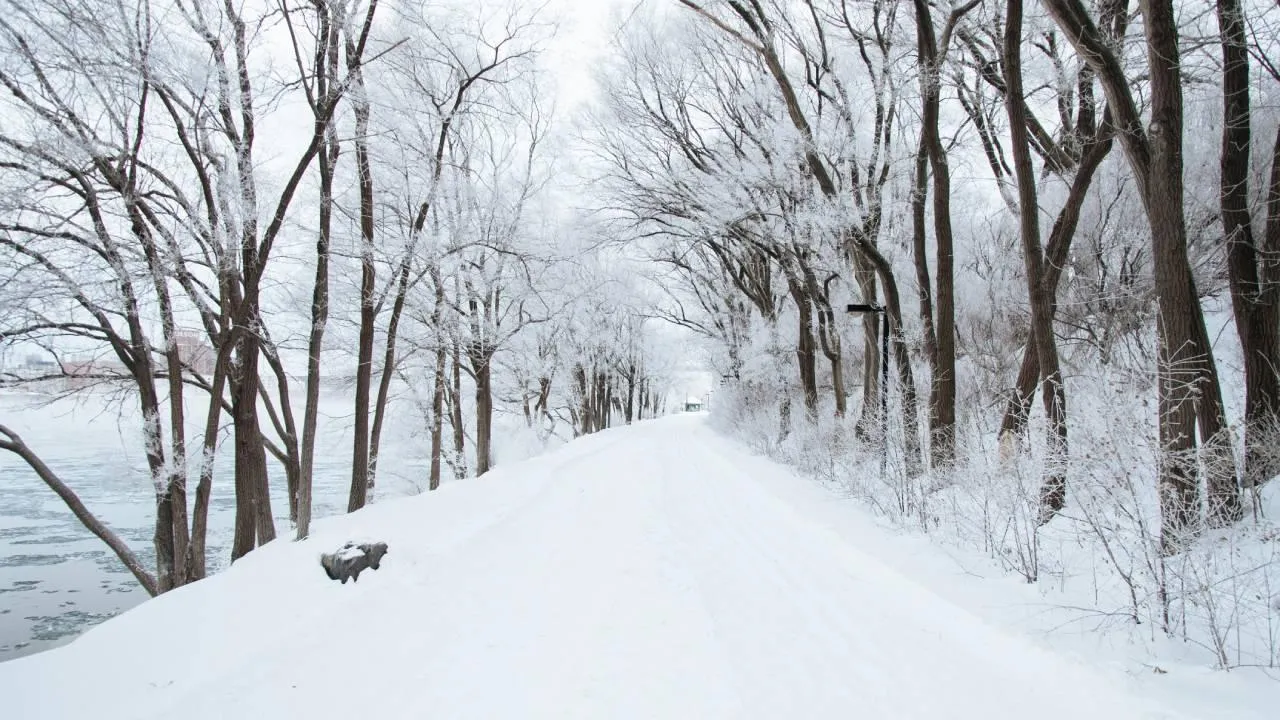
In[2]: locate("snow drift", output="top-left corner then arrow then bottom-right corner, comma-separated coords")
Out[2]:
0,415 -> 1243,718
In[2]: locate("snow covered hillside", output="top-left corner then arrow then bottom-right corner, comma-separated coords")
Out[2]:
0,415 -> 1268,719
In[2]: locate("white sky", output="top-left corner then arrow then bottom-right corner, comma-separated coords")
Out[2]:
543,0 -> 642,111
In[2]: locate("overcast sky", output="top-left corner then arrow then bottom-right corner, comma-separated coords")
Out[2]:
544,0 -> 642,110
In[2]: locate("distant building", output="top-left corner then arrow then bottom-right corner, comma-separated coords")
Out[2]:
175,331 -> 215,374
23,354 -> 56,370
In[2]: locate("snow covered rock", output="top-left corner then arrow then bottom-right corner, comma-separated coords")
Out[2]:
319,541 -> 389,584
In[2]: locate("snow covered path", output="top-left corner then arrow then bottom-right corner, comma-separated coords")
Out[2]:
3,414 -> 1191,719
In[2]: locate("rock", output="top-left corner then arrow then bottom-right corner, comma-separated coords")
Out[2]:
319,541 -> 389,584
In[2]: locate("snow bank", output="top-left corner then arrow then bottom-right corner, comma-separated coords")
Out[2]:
2,415 -> 1266,719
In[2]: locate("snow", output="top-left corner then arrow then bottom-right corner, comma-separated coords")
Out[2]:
1,414 -> 1269,719
333,544 -> 369,562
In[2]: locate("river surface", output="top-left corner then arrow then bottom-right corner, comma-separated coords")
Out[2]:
0,388 -> 427,662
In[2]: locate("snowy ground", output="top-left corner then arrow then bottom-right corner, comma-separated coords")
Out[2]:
2,413 -> 1270,719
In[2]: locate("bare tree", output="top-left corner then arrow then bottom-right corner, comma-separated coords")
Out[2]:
0,0 -> 383,576
1216,0 -> 1280,496
1001,0 -> 1067,522
677,0 -> 923,469
289,0 -> 346,540
344,3 -> 543,508
1040,0 -> 1237,548
0,0 -> 207,590
908,0 -> 980,467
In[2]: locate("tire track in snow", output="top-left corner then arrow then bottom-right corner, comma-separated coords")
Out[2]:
657,418 -> 1187,719
655,427 -> 891,715
322,426 -> 738,719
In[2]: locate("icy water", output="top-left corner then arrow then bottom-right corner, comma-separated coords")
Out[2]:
0,389 -> 425,662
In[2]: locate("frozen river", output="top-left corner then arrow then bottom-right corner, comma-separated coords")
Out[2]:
0,389 -> 426,662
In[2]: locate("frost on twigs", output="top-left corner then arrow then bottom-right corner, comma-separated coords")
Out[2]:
319,541 -> 389,584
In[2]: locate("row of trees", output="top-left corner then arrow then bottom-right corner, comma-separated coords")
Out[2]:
589,0 -> 1280,552
0,0 -> 675,597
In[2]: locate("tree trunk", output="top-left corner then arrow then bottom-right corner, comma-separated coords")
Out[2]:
230,311 -> 275,561
261,347 -> 300,525
136,374 -> 177,591
911,139 -> 939,370
429,270 -> 447,491
789,279 -> 819,420
854,264 -> 880,438
430,338 -> 447,491
1144,0 -> 1209,549
1218,0 -> 1280,499
1041,0 -> 1233,548
348,64 -> 376,513
1190,267 -> 1238,524
826,337 -> 846,418
369,262 -> 411,497
1004,0 -> 1069,524
473,347 -> 494,475
573,362 -> 589,436
299,135 -> 336,539
626,364 -> 636,423
914,0 -> 957,467
999,131 -> 1114,447
537,375 -> 554,426
1254,124 -> 1280,489
156,303 -> 189,590
451,338 -> 466,476
296,0 -> 341,542
594,368 -> 609,432
116,211 -> 178,590
188,337 -> 231,579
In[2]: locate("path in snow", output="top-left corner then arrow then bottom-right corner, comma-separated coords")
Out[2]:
3,414 -> 1190,719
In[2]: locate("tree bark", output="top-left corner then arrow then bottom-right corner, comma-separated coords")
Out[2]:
1218,0 -> 1280,499
999,130 -> 1114,445
451,336 -> 466,476
1261,123 -> 1280,488
260,343 -> 300,527
573,362 -> 589,436
913,0 -> 959,467
625,363 -> 636,423
789,278 -> 819,419
473,347 -> 495,475
1144,0 -> 1218,547
911,139 -> 939,371
296,0 -> 343,542
299,139 -> 335,538
429,271 -> 447,491
1042,0 -> 1234,549
348,57 -> 376,513
230,307 -> 276,560
854,263 -> 880,438
188,338 -> 231,580
1004,0 -> 1069,524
